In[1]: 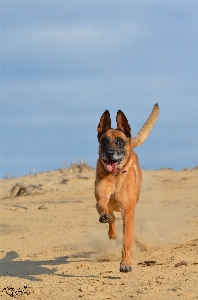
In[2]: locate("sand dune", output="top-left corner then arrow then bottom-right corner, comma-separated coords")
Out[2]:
0,164 -> 198,299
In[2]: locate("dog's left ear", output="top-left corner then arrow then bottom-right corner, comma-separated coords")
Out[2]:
116,110 -> 131,138
97,110 -> 111,139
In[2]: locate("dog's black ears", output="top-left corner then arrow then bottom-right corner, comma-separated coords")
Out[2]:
97,110 -> 111,139
116,110 -> 131,138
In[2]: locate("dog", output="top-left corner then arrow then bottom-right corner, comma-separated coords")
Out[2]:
95,103 -> 159,272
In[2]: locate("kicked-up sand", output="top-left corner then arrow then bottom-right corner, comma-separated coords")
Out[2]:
0,163 -> 198,299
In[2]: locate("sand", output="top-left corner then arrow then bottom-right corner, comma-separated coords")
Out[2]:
0,163 -> 198,299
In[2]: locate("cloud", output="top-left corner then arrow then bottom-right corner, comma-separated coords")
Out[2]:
2,25 -> 116,58
2,71 -> 197,107
1,112 -> 96,127
2,155 -> 62,166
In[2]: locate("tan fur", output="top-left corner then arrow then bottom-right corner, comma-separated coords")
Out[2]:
95,104 -> 159,272
131,103 -> 159,148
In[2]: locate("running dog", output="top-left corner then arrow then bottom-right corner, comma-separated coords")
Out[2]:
95,104 -> 159,272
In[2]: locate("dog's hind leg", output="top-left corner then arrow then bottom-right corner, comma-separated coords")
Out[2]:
108,211 -> 117,240
120,208 -> 135,272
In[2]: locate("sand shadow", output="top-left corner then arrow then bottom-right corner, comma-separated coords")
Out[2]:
0,251 -> 90,281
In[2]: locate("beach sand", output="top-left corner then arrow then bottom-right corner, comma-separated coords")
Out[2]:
0,164 -> 198,299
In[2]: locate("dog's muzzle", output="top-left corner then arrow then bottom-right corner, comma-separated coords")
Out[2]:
102,148 -> 124,174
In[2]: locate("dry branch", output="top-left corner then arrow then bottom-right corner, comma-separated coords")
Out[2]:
10,183 -> 30,197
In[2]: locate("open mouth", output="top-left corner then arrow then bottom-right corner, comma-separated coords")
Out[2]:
103,159 -> 121,173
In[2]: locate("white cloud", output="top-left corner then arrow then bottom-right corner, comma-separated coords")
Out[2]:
35,25 -> 114,43
1,25 -> 116,58
2,71 -> 197,109
2,155 -> 62,165
1,111 -> 97,127
2,17 -> 148,62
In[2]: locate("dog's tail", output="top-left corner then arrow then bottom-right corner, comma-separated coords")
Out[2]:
131,103 -> 159,148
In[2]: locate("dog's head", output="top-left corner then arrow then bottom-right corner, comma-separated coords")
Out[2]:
97,110 -> 132,174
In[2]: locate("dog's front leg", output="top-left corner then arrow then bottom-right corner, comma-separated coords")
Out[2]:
95,179 -> 115,223
96,197 -> 117,238
95,193 -> 112,223
120,208 -> 135,272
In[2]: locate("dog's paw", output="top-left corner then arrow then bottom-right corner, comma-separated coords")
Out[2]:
120,264 -> 132,272
108,232 -> 117,240
99,213 -> 112,223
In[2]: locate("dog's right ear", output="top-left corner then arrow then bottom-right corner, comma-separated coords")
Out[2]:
97,110 -> 111,139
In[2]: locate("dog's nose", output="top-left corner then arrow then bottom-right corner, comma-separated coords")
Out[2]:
107,148 -> 115,157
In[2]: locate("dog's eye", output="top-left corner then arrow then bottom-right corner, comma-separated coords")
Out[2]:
101,137 -> 109,145
115,138 -> 125,146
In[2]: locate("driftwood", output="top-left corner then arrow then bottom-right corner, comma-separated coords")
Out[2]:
10,183 -> 42,198
29,184 -> 42,190
10,183 -> 30,197
13,204 -> 27,209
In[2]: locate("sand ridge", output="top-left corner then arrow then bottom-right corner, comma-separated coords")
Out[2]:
0,164 -> 198,299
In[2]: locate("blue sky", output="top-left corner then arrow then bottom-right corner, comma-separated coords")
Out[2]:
0,1 -> 198,178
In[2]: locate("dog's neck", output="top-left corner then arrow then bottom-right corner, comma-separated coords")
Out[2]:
111,166 -> 126,176
110,156 -> 133,176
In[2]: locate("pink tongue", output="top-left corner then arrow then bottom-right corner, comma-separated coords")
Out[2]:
106,161 -> 117,172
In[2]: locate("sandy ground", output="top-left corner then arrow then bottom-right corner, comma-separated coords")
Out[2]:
0,163 -> 198,299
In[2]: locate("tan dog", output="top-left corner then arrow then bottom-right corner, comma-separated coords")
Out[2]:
95,104 -> 159,272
